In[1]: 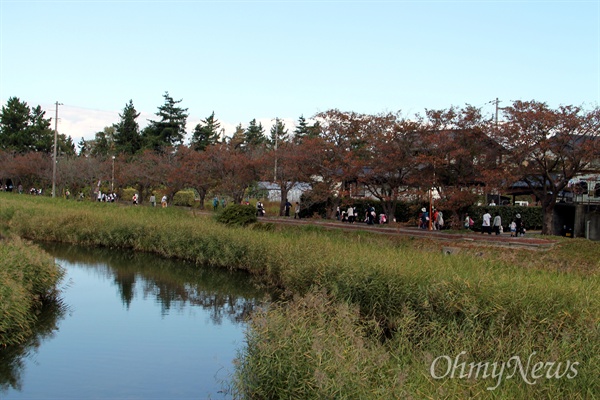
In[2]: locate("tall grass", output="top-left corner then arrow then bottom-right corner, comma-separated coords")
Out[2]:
0,234 -> 64,347
1,193 -> 599,398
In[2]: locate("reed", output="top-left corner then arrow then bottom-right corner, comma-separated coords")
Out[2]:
0,234 -> 64,347
1,193 -> 598,397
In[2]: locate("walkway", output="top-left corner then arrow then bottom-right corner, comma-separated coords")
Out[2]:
262,217 -> 557,250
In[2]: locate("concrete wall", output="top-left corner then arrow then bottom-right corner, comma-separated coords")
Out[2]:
554,203 -> 600,240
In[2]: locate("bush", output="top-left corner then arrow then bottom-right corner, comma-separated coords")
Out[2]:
172,190 -> 195,207
215,204 -> 257,226
121,187 -> 137,203
467,205 -> 543,231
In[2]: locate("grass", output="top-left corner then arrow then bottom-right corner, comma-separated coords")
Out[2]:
1,193 -> 599,398
0,234 -> 64,347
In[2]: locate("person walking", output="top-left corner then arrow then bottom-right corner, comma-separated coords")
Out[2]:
482,210 -> 492,234
161,195 -> 168,208
347,205 -> 355,223
150,194 -> 156,207
492,212 -> 502,235
294,202 -> 301,219
435,210 -> 444,231
284,199 -> 292,217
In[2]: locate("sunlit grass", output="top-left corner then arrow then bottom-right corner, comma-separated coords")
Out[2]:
1,193 -> 599,398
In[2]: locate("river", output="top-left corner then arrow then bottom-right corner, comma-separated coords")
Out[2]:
0,242 -> 268,399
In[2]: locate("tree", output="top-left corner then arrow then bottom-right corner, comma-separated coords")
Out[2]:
142,92 -> 188,151
356,112 -> 421,219
293,115 -> 321,144
191,111 -> 221,151
173,145 -> 218,209
244,119 -> 266,148
29,105 -> 54,153
496,101 -> 600,234
268,118 -> 288,150
89,126 -> 115,159
229,124 -> 245,150
208,142 -> 260,204
0,97 -> 54,153
113,100 -> 142,156
309,109 -> 369,217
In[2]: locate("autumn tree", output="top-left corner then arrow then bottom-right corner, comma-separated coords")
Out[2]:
172,145 -> 217,209
416,105 -> 502,220
495,100 -> 600,234
356,112 -> 421,219
207,142 -> 260,204
310,109 -> 369,217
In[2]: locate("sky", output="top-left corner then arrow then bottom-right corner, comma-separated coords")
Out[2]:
1,0 -> 599,146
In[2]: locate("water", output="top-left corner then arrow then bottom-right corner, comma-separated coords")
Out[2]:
0,243 -> 268,399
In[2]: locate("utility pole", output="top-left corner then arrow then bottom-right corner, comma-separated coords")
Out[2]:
273,117 -> 278,182
51,101 -> 62,198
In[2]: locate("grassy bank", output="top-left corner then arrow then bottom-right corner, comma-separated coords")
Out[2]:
0,234 -> 64,347
1,194 -> 598,398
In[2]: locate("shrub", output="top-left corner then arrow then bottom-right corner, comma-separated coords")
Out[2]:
172,190 -> 195,207
215,204 -> 257,226
121,187 -> 137,203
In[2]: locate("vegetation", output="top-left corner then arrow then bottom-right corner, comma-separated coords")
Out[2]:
215,204 -> 257,227
0,234 -> 64,347
3,97 -> 598,233
0,194 -> 598,398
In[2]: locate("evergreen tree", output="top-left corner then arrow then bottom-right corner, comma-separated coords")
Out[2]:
0,97 -> 54,153
191,111 -> 221,151
90,126 -> 115,159
293,115 -> 321,143
78,137 -> 89,157
244,119 -> 266,147
113,100 -> 141,155
268,118 -> 288,149
29,105 -> 54,152
143,92 -> 189,151
229,124 -> 246,150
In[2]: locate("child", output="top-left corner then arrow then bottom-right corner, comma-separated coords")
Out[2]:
509,220 -> 517,237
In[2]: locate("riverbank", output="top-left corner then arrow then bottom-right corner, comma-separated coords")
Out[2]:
0,234 -> 64,347
1,194 -> 598,398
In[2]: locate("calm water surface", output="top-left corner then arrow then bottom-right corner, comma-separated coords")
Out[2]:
0,243 -> 268,399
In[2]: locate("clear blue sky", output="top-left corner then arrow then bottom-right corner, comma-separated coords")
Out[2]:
1,0 -> 599,143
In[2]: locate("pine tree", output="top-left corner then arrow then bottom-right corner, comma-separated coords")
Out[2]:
191,111 -> 221,151
113,100 -> 141,156
0,97 -> 54,153
244,118 -> 266,147
293,115 -> 321,143
269,118 -> 288,149
143,92 -> 189,151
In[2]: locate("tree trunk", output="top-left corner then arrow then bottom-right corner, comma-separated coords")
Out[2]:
279,186 -> 289,216
382,200 -> 396,222
542,204 -> 555,235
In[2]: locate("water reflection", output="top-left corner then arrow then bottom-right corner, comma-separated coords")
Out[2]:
40,242 -> 265,323
0,300 -> 67,392
0,242 -> 269,399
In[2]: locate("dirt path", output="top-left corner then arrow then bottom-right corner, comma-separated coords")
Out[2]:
259,216 -> 557,250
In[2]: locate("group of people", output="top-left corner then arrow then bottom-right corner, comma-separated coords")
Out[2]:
418,207 -> 444,230
476,210 -> 525,236
148,194 -> 168,207
97,191 -> 118,203
213,196 -> 227,210
336,205 -> 389,225
256,199 -> 301,219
